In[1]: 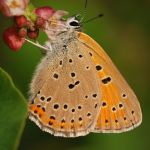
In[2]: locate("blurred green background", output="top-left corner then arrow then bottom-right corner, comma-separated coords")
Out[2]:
0,0 -> 150,150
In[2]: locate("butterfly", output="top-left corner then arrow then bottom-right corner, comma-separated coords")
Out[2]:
28,9 -> 142,137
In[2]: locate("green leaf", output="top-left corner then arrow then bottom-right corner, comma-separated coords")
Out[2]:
0,68 -> 27,150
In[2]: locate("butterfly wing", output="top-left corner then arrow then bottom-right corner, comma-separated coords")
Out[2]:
78,32 -> 142,133
28,37 -> 101,137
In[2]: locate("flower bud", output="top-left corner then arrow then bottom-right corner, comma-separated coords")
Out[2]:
3,26 -> 25,51
15,15 -> 28,28
35,17 -> 45,28
27,28 -> 39,39
35,6 -> 55,20
18,28 -> 27,38
0,0 -> 29,17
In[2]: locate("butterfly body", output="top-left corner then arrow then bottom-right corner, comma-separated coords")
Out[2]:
28,14 -> 142,137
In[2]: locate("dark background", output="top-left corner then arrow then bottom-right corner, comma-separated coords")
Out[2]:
0,0 -> 149,150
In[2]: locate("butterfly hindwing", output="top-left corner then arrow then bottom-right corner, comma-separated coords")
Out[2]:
29,36 -> 101,137
78,32 -> 142,133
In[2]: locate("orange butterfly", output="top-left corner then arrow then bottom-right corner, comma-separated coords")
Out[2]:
28,9 -> 142,137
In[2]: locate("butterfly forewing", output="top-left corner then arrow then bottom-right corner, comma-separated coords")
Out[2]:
29,35 -> 101,137
78,32 -> 142,133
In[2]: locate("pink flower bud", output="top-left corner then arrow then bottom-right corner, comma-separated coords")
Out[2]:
3,26 -> 25,51
27,29 -> 39,39
35,17 -> 45,28
15,15 -> 28,28
18,28 -> 27,38
0,0 -> 29,17
35,6 -> 55,20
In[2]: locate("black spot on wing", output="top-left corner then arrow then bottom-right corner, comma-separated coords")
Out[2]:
102,77 -> 111,84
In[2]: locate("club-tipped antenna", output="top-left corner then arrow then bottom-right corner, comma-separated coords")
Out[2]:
81,13 -> 103,24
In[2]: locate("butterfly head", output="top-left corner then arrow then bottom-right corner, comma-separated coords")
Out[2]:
66,15 -> 81,30
43,11 -> 83,41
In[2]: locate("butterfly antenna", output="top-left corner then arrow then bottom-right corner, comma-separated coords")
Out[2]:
80,0 -> 88,22
81,14 -> 103,24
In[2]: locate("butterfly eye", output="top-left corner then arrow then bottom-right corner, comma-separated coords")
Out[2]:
70,21 -> 80,27
66,17 -> 80,29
